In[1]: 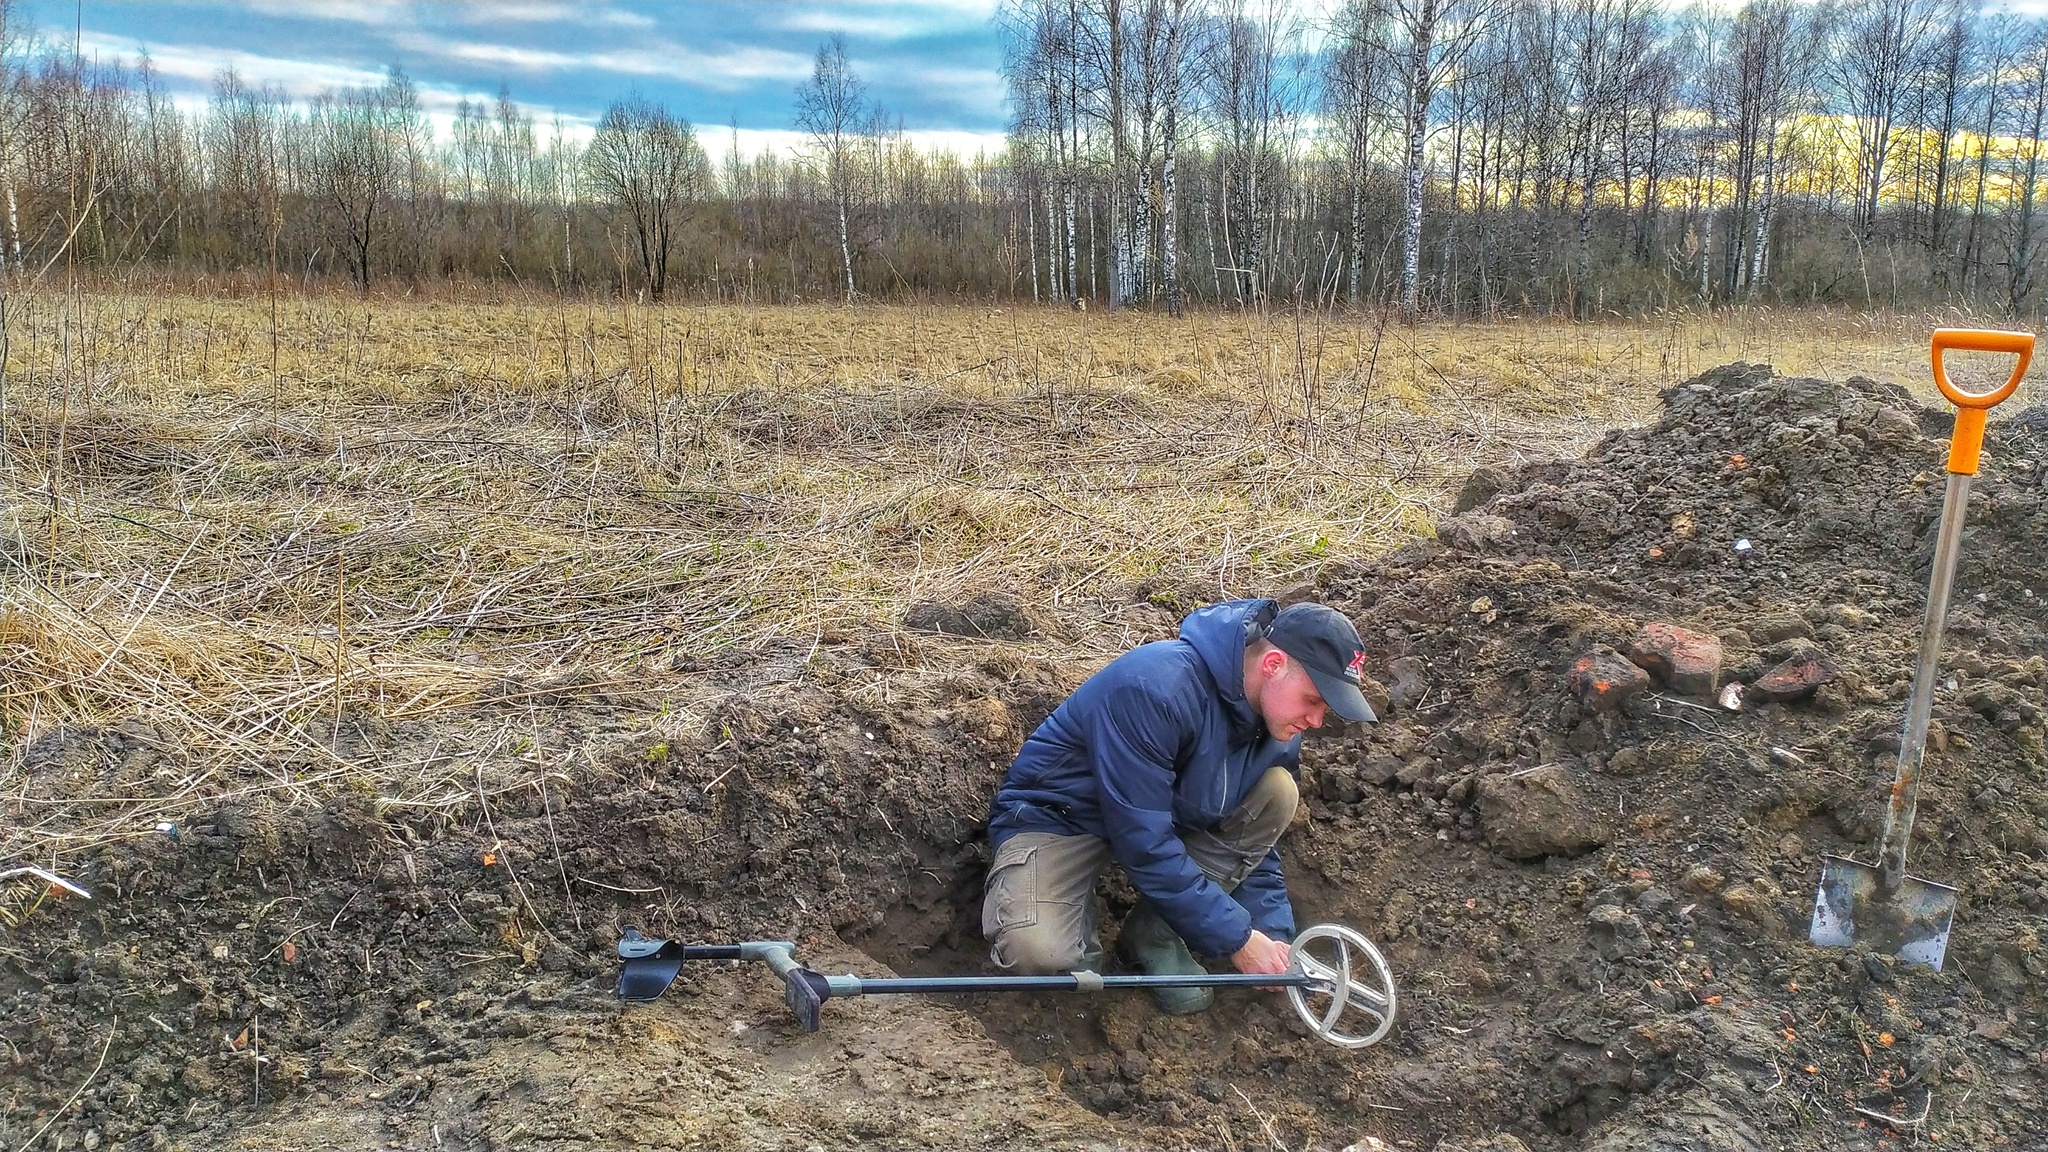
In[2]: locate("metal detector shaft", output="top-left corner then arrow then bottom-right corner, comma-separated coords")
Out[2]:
818,972 -> 1325,996
646,938 -> 1318,992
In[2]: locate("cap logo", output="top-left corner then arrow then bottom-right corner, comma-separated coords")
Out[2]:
1344,650 -> 1365,683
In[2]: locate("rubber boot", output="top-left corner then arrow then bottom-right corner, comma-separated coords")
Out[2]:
1114,900 -> 1213,1015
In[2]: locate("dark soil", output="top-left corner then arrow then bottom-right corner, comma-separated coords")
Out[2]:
5,363 -> 2046,1151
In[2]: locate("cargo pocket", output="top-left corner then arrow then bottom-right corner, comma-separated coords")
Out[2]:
981,841 -> 1040,940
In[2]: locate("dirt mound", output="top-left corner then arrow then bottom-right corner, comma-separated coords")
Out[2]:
6,363 -> 2046,1151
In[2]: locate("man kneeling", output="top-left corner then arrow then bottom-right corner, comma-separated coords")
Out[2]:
981,598 -> 1376,1013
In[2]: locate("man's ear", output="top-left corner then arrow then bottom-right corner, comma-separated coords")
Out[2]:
1260,648 -> 1289,679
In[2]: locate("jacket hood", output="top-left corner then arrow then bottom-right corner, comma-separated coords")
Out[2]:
1178,598 -> 1277,737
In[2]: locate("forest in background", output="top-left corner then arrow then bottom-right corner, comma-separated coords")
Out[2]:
8,0 -> 2048,318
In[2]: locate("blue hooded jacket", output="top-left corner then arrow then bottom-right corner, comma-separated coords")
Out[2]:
987,598 -> 1298,956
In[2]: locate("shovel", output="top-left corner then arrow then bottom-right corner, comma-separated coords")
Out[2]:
1810,327 -> 2034,971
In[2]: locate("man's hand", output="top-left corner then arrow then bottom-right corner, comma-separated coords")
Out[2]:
1232,930 -> 1292,984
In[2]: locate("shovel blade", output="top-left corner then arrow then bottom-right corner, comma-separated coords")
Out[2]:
1810,855 -> 1957,971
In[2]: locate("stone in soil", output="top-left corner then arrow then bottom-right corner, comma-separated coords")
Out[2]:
1475,765 -> 1610,859
1437,511 -> 1519,552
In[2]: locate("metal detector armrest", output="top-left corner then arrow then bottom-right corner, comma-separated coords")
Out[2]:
616,928 -> 788,1001
754,942 -> 830,1032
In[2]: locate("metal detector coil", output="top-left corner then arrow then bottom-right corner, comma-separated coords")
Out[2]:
1285,924 -> 1397,1049
614,921 -> 1398,1052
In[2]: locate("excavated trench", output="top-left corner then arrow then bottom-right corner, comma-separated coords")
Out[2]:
6,363 -> 2048,1151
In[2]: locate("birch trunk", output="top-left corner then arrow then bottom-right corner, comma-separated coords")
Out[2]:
2009,56 -> 2048,317
1749,129 -> 1776,298
837,189 -> 855,301
1065,181 -> 1079,304
1163,102 -> 1180,317
1236,163 -> 1253,305
4,184 -> 18,274
1204,194 -> 1222,301
1047,182 -> 1063,301
1028,186 -> 1040,303
1221,161 -> 1241,305
1576,131 -> 1596,316
1399,0 -> 1439,324
1349,153 -> 1365,306
1088,196 -> 1098,302
1111,172 -> 1128,308
1964,61 -> 2000,302
1699,214 -> 1712,302
1107,0 -> 1128,310
1132,171 -> 1151,303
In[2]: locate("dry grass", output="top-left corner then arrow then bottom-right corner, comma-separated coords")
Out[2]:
0,289 -> 1977,869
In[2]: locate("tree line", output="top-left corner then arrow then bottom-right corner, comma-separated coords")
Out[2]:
10,0 -> 2048,318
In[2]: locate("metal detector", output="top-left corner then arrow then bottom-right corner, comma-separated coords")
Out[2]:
616,922 -> 1397,1050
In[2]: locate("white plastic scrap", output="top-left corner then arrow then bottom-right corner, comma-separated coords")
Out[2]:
0,866 -> 92,899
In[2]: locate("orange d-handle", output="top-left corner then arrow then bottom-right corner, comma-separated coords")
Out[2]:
1932,328 -> 2035,475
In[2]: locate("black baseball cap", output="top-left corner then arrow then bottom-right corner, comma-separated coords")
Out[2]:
1264,603 -> 1377,723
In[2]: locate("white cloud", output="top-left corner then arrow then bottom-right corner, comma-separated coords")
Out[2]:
81,32 -> 388,97
86,30 -> 594,145
67,7 -> 1007,159
234,0 -> 655,29
776,9 -> 952,40
900,128 -> 1008,157
773,0 -> 1001,39
586,44 -> 812,89
390,35 -> 579,72
385,31 -> 811,91
239,0 -> 413,27
446,2 -> 656,27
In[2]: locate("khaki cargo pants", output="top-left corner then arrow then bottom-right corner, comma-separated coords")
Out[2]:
980,766 -> 1299,974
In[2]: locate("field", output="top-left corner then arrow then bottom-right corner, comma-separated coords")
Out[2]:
3,294 -> 2044,1151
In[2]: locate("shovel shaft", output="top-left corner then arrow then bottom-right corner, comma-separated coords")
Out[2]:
1878,471 -> 1973,892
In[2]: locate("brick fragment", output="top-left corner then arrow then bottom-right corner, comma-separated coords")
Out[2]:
1627,622 -> 1725,696
1567,649 -> 1651,714
1750,655 -> 1840,703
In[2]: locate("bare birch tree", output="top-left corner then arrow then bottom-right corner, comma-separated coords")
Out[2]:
1827,0 -> 1952,240
1327,0 -> 1393,306
2005,22 -> 2048,317
1710,0 -> 1816,301
1387,0 -> 1504,321
796,35 -> 872,301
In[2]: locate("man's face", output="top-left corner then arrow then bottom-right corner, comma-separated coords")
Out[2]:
1256,656 -> 1329,741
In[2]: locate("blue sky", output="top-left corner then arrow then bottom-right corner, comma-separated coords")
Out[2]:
23,1 -> 1011,160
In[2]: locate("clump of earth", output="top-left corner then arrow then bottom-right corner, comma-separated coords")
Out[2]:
6,364 -> 2047,1151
